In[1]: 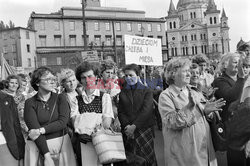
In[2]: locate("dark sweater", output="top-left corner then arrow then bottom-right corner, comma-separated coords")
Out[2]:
212,72 -> 245,121
24,92 -> 70,155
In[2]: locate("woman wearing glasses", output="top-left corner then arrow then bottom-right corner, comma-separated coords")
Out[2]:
24,66 -> 77,166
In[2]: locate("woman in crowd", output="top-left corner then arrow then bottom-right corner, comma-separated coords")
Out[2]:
24,66 -> 77,166
58,68 -> 82,166
158,58 -> 225,166
192,54 -> 214,96
0,90 -> 25,166
118,63 -> 157,166
74,61 -> 114,165
1,74 -> 20,96
99,60 -> 121,128
212,52 -> 248,166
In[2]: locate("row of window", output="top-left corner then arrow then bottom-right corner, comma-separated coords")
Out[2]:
41,57 -> 62,66
180,34 -> 207,42
2,44 -> 30,53
0,31 -> 30,40
171,44 -> 219,56
39,20 -> 162,32
38,35 -> 163,47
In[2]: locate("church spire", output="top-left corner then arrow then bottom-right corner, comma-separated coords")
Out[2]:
206,0 -> 220,13
168,0 -> 177,16
221,8 -> 227,18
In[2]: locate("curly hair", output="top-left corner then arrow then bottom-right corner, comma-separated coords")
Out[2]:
192,54 -> 209,65
30,66 -> 54,91
164,57 -> 191,85
217,52 -> 241,73
57,68 -> 75,85
5,74 -> 21,89
100,59 -> 116,74
75,61 -> 100,82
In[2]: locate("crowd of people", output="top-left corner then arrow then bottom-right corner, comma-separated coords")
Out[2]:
0,40 -> 250,166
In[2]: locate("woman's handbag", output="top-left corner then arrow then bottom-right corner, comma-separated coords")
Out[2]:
208,111 -> 227,151
92,128 -> 126,164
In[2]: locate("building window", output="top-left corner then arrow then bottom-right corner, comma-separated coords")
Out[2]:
12,44 -> 16,52
55,21 -> 60,31
138,23 -> 142,32
69,21 -> 75,31
210,17 -> 213,24
40,20 -> 45,30
201,45 -> 204,53
214,17 -> 217,24
105,36 -> 112,46
170,22 -> 172,29
127,23 -> 132,31
192,46 -> 195,55
157,36 -> 163,45
182,47 -> 185,55
195,46 -> 197,54
171,48 -> 174,56
105,22 -> 110,31
94,22 -> 99,31
173,22 -> 176,29
94,35 -> 101,46
26,31 -> 30,39
182,36 -> 184,41
116,36 -> 122,46
57,57 -> 62,65
203,34 -> 206,39
54,35 -> 61,46
27,44 -> 30,52
175,47 -> 177,56
186,47 -> 188,55
39,35 -> 46,47
69,35 -> 76,46
28,58 -> 31,67
148,35 -> 153,38
194,34 -> 197,40
147,24 -> 152,32
194,12 -> 196,18
41,57 -> 47,66
191,35 -> 193,41
200,34 -> 203,40
157,24 -> 161,31
185,35 -> 187,41
116,22 -> 121,31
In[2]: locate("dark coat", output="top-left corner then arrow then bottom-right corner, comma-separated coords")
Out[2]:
212,72 -> 245,122
0,91 -> 25,160
118,82 -> 155,130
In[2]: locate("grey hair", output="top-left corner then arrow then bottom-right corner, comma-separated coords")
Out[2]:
218,52 -> 241,73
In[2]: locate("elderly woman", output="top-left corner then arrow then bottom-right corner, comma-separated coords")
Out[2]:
212,52 -> 248,166
24,66 -> 77,166
0,90 -> 25,166
158,58 -> 225,166
73,61 -> 114,165
118,63 -> 157,166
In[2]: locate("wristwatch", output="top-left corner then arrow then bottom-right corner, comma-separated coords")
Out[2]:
39,128 -> 43,135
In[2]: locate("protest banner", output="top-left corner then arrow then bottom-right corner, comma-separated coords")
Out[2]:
124,34 -> 162,66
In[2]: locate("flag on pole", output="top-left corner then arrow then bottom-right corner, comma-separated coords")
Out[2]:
0,53 -> 16,80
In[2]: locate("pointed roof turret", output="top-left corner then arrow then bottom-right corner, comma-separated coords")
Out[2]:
168,0 -> 177,16
221,8 -> 227,18
206,0 -> 220,13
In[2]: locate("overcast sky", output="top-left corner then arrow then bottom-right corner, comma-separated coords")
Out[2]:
0,0 -> 249,51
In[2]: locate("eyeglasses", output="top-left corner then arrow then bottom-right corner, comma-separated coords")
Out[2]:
40,77 -> 57,83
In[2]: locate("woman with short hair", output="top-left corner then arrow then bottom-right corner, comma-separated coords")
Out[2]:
159,57 -> 225,166
24,66 -> 77,166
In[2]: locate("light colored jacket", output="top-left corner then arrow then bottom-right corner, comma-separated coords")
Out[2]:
158,84 -> 217,166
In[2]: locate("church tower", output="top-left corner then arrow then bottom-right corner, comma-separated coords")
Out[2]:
165,0 -> 230,59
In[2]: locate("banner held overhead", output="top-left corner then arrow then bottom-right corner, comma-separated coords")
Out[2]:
124,35 -> 162,66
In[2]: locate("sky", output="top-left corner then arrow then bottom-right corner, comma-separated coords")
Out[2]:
0,0 -> 249,51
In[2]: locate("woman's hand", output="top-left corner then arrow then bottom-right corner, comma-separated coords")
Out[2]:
28,129 -> 40,141
203,87 -> 218,99
204,98 -> 226,115
44,153 -> 55,166
125,124 -> 136,139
